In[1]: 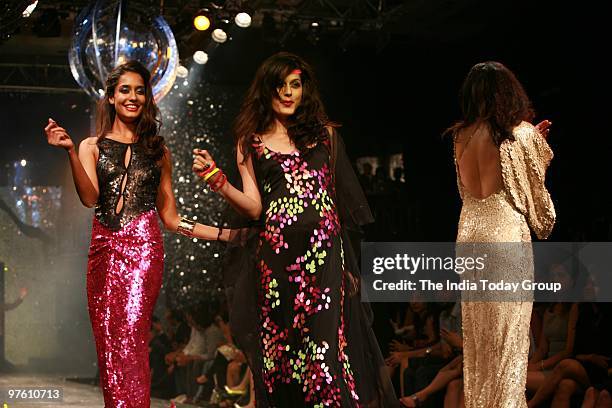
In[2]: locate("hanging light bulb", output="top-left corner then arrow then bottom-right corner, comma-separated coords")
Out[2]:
176,65 -> 189,78
234,12 -> 251,28
211,28 -> 227,43
193,51 -> 209,65
193,12 -> 210,31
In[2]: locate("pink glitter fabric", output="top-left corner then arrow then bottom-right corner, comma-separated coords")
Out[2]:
87,209 -> 164,408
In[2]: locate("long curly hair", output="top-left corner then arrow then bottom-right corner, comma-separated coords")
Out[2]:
446,61 -> 534,146
234,52 -> 336,161
95,60 -> 165,161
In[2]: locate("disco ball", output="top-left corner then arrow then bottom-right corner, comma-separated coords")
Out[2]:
69,0 -> 179,101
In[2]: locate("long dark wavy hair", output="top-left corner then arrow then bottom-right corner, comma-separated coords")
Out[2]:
446,61 -> 534,146
234,52 -> 336,161
95,60 -> 165,161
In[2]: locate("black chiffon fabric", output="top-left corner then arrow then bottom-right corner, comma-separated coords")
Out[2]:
221,130 -> 398,407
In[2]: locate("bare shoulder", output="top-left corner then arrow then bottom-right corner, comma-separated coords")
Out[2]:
236,135 -> 257,165
453,128 -> 474,155
159,145 -> 172,167
454,128 -> 468,144
454,125 -> 483,146
236,136 -> 247,159
80,136 -> 99,149
79,137 -> 99,157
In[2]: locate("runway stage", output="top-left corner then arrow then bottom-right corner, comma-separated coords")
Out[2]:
0,374 -> 190,407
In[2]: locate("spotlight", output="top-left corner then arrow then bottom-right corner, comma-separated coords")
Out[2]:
22,0 -> 38,18
234,12 -> 251,28
307,20 -> 321,44
193,13 -> 211,31
211,28 -> 227,43
176,65 -> 189,78
193,51 -> 209,65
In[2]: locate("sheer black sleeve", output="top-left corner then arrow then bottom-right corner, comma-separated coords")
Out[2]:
330,129 -> 374,232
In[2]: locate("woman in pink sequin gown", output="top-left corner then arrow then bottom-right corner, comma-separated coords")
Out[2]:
45,61 -> 224,408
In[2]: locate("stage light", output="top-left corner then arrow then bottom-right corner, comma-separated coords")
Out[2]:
22,1 -> 38,18
194,15 -> 211,31
211,28 -> 227,43
176,65 -> 189,78
20,159 -> 27,167
235,12 -> 251,28
193,51 -> 209,65
307,21 -> 321,44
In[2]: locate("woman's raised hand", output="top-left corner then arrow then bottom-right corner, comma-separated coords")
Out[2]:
44,118 -> 74,151
192,148 -> 215,177
534,120 -> 552,139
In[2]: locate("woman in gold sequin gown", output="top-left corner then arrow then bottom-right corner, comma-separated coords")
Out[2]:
449,62 -> 555,408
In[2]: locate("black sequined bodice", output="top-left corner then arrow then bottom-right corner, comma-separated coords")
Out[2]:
95,138 -> 161,231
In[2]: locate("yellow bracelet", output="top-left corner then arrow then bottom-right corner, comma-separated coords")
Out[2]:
203,167 -> 220,182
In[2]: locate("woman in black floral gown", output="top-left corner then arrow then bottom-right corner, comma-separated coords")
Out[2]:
193,52 -> 397,407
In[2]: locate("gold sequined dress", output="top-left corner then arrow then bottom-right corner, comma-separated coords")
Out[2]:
454,122 -> 555,408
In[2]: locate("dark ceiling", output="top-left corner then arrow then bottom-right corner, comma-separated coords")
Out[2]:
0,0 -> 560,92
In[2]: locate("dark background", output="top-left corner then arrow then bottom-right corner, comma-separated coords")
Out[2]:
0,0 -> 609,378
1,0 -> 608,243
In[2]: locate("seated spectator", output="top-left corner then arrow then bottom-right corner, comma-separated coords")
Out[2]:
193,315 -> 247,402
390,303 -> 462,407
149,315 -> 174,399
164,308 -> 190,351
526,302 -> 579,396
527,300 -> 611,407
399,355 -> 463,407
168,304 -> 227,404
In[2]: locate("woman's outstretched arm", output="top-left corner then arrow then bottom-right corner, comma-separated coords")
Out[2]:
157,147 -> 225,240
44,118 -> 99,207
192,146 -> 262,221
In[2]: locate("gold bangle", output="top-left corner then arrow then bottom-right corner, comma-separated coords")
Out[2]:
203,167 -> 220,182
177,216 -> 196,237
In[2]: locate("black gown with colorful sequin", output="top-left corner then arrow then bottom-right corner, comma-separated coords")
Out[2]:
223,132 -> 397,408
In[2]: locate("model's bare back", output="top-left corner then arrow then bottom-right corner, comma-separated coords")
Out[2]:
455,124 -> 504,200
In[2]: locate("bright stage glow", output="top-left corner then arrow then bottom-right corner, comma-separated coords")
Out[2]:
193,51 -> 209,65
212,28 -> 227,43
235,12 -> 252,28
20,159 -> 27,167
194,15 -> 211,31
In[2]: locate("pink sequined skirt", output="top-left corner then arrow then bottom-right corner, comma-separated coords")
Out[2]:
87,210 -> 164,408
